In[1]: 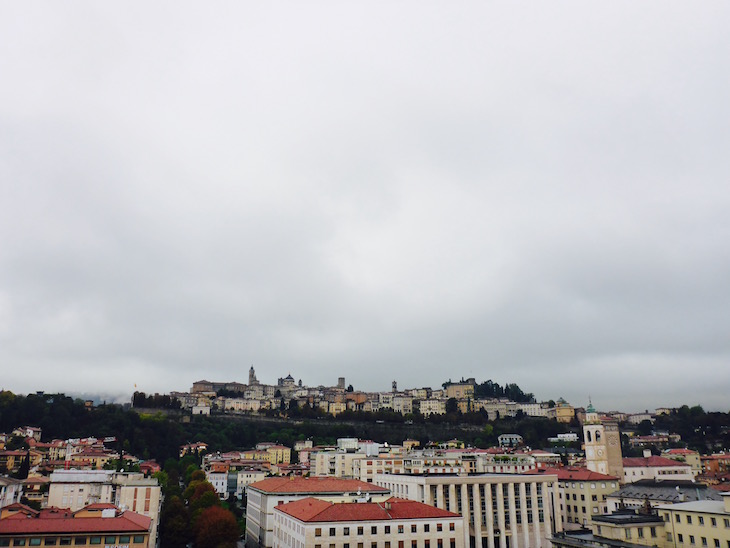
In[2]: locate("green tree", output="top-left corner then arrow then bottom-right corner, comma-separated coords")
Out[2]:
159,496 -> 191,548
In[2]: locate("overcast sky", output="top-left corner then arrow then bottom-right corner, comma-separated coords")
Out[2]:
1,2 -> 729,412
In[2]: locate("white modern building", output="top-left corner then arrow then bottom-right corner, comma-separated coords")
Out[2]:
374,473 -> 562,548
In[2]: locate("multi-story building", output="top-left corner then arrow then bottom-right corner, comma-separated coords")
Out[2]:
659,492 -> 730,548
551,507 -> 666,548
0,503 -> 152,547
255,443 -> 292,465
549,492 -> 730,548
273,496 -> 466,548
353,456 -> 410,483
0,477 -> 22,509
525,467 -> 619,529
47,470 -> 161,547
622,452 -> 694,484
374,472 -> 562,548
313,451 -> 367,479
664,448 -> 702,477
605,479 -> 724,513
498,434 -> 523,448
554,399 -> 575,424
245,476 -> 391,548
418,399 -> 446,416
445,383 -> 474,400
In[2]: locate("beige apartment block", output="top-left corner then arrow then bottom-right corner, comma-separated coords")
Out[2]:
659,493 -> 730,548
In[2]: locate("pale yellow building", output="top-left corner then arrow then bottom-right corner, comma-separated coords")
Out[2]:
665,448 -> 702,477
445,383 -> 474,400
526,467 -> 619,529
554,398 -> 575,424
659,493 -> 730,548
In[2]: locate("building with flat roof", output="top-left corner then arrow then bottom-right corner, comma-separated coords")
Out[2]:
658,493 -> 730,548
605,479 -> 724,513
374,473 -> 562,548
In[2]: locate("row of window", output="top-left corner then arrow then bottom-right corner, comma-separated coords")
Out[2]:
669,533 -> 728,547
314,523 -> 456,536
558,482 -> 617,490
0,536 -> 145,547
312,540 -> 457,548
667,513 -> 730,528
562,493 -> 605,501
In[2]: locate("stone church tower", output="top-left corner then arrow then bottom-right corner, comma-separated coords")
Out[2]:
248,366 -> 259,386
583,401 -> 623,480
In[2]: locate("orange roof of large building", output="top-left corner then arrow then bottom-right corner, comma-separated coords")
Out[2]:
665,448 -> 698,455
524,466 -> 617,481
248,476 -> 388,494
276,497 -> 461,523
622,456 -> 689,468
0,506 -> 151,535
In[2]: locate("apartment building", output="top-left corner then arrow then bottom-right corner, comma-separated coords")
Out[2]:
525,467 -> 618,529
47,470 -> 161,546
659,493 -> 730,548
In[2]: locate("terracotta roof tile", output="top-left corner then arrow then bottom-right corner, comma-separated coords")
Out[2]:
524,466 -> 617,481
276,497 -> 460,523
0,511 -> 151,535
623,456 -> 689,468
249,476 -> 388,494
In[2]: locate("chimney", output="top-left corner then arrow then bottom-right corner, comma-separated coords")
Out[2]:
643,449 -> 652,458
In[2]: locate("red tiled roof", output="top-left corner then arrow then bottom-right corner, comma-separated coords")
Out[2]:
622,456 -> 689,468
276,497 -> 460,523
0,510 -> 151,535
665,449 -> 697,455
249,476 -> 388,495
1,503 -> 39,516
23,477 -> 50,485
524,466 -> 617,481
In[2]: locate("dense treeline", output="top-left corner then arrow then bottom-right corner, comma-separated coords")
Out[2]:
2,390 -> 728,464
0,391 -> 185,462
132,391 -> 181,409
473,380 -> 536,402
651,405 -> 730,452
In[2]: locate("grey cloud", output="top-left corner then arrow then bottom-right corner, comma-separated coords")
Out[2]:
1,2 -> 729,411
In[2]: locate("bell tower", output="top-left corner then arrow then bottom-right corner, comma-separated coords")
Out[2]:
583,401 -> 623,480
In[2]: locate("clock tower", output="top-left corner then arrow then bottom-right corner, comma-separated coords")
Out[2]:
583,401 -> 623,480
